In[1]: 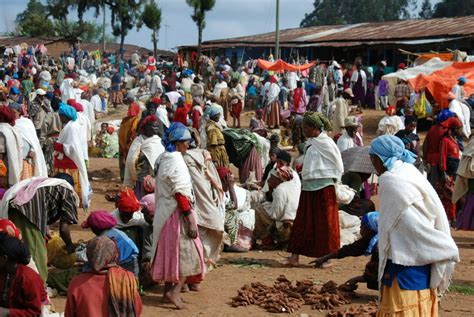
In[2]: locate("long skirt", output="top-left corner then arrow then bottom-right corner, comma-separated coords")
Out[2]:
239,147 -> 262,184
377,279 -> 438,317
109,90 -> 123,105
231,100 -> 243,119
352,77 -> 366,107
20,160 -> 34,180
9,209 -> 48,282
436,175 -> 456,221
456,193 -> 474,230
198,226 -> 223,269
265,101 -> 280,127
287,187 -> 340,258
151,209 -> 205,283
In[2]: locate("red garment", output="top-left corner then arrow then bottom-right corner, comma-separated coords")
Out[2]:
0,106 -> 16,126
66,99 -> 76,107
230,100 -> 243,118
424,124 -> 449,166
293,88 -> 303,112
53,142 -> 77,169
0,219 -> 21,238
175,192 -> 191,212
287,187 -> 340,258
439,136 -> 460,172
72,102 -> 84,112
127,102 -> 140,117
173,104 -> 191,126
192,109 -> 201,130
65,272 -> 142,317
116,188 -> 140,213
0,265 -> 46,317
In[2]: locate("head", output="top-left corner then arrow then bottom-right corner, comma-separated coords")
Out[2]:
276,150 -> 291,168
296,81 -> 303,89
100,122 -> 109,133
116,188 -> 140,224
343,116 -> 359,137
81,210 -> 117,236
86,236 -> 119,272
161,122 -> 192,153
141,115 -> 160,137
58,104 -> 77,124
404,115 -> 417,133
269,133 -> 280,148
302,112 -> 332,138
369,135 -> 417,175
140,194 -> 155,225
0,233 -> 31,274
255,109 -> 264,120
458,76 -> 467,86
230,78 -> 239,88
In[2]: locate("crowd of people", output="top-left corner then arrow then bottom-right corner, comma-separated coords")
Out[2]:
0,44 -> 470,316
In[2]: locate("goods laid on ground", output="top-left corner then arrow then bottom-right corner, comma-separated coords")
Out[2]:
328,301 -> 378,316
230,275 -> 355,314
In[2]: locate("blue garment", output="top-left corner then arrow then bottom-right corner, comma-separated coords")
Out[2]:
103,228 -> 139,263
161,122 -> 191,152
361,211 -> 379,255
247,85 -> 257,97
435,109 -> 455,123
382,259 -> 431,290
370,135 -> 417,171
58,104 -> 77,121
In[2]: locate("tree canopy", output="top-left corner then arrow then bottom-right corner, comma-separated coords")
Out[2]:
431,0 -> 474,18
142,0 -> 162,57
300,0 -> 415,27
186,0 -> 216,58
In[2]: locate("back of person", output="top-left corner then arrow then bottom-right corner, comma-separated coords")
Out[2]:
66,273 -> 109,317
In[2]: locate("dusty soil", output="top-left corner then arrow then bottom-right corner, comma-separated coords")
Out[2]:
50,107 -> 474,316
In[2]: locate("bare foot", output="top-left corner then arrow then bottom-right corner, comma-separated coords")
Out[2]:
181,284 -> 189,293
161,294 -> 171,303
280,257 -> 300,267
188,283 -> 201,292
164,291 -> 185,310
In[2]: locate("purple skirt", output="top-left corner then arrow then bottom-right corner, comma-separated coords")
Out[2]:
456,194 -> 474,231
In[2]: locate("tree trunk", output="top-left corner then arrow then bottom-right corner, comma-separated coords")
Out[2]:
197,23 -> 203,73
118,32 -> 125,68
152,29 -> 157,58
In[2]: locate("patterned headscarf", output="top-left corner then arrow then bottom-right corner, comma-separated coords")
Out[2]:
161,122 -> 191,152
139,194 -> 155,215
303,111 -> 332,131
86,236 -> 119,272
275,166 -> 293,181
361,211 -> 379,255
0,219 -> 22,239
370,135 -> 417,171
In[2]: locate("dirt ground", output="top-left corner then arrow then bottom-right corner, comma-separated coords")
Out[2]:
50,107 -> 474,316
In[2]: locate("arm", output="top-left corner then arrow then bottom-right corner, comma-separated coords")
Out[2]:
59,220 -> 75,254
439,138 -> 448,172
175,193 -> 198,239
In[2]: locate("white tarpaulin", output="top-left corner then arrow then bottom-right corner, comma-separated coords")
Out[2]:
382,58 -> 453,105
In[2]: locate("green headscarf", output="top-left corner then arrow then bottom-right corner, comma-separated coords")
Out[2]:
303,111 -> 332,131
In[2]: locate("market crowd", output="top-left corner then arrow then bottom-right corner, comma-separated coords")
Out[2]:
0,44 -> 469,316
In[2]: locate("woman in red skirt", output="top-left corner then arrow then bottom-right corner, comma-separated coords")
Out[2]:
229,78 -> 245,128
285,111 -> 344,267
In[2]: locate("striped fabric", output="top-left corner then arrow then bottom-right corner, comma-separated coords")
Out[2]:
9,186 -> 78,235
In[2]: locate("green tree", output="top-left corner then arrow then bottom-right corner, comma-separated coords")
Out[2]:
418,0 -> 433,19
432,0 -> 474,18
186,0 -> 216,58
141,0 -> 162,58
300,0 -> 415,27
15,0 -> 56,37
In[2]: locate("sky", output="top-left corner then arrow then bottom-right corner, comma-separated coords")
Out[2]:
0,0 -> 315,50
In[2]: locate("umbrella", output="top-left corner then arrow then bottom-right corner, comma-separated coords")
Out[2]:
341,146 -> 377,174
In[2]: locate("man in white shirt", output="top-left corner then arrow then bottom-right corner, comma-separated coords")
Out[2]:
213,75 -> 228,98
451,76 -> 467,101
448,91 -> 471,138
337,116 -> 362,152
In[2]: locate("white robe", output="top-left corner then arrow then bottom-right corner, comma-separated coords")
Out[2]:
336,130 -> 355,153
303,132 -> 344,181
378,161 -> 459,294
449,99 -> 471,138
123,135 -> 165,187
15,117 -> 47,177
0,123 -> 23,185
56,120 -> 92,208
60,78 -> 75,103
76,113 -> 91,161
80,99 -> 96,136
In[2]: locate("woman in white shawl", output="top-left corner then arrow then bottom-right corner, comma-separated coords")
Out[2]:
123,115 -> 165,199
369,135 -> 459,316
0,106 -> 23,187
60,78 -> 75,103
183,145 -> 224,269
265,76 -> 281,128
54,104 -> 92,209
151,122 -> 204,309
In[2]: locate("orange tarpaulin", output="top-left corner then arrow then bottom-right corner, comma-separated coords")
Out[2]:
409,62 -> 474,109
257,59 -> 315,72
417,53 -> 453,62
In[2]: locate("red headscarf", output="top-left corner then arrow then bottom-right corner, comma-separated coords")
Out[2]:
140,115 -> 158,135
0,106 -> 16,126
72,102 -> 84,112
385,105 -> 396,116
66,99 -> 76,107
81,210 -> 117,231
151,97 -> 161,105
116,188 -> 140,213
269,75 -> 278,84
0,219 -> 22,239
441,117 -> 463,129
106,126 -> 114,134
127,102 -> 140,117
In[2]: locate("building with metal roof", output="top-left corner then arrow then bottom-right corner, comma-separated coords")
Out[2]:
179,16 -> 474,67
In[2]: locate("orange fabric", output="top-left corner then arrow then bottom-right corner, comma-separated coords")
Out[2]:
257,59 -> 315,72
409,62 -> 474,109
417,53 -> 453,62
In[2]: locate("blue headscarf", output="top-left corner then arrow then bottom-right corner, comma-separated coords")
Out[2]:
361,211 -> 379,255
458,76 -> 467,84
208,106 -> 221,118
58,103 -> 78,121
435,109 -> 455,124
161,122 -> 191,152
369,135 -> 416,171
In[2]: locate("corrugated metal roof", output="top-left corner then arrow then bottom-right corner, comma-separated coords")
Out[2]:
201,16 -> 474,47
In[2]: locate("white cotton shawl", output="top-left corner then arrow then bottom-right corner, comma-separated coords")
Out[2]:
378,161 -> 459,294
123,135 -> 165,187
350,70 -> 367,92
60,78 -> 75,103
56,120 -> 92,208
151,151 -> 194,260
0,123 -> 23,186
302,132 -> 344,181
0,176 -> 79,218
76,113 -> 91,161
15,117 -> 47,177
80,99 -> 96,136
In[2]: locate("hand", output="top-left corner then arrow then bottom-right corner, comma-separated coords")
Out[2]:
339,278 -> 360,292
0,307 -> 10,317
309,256 -> 329,268
185,213 -> 198,239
